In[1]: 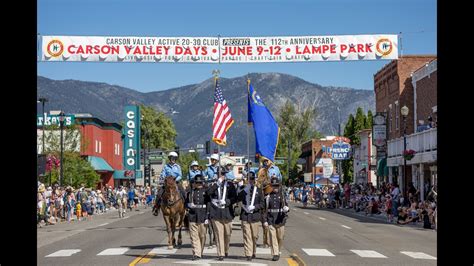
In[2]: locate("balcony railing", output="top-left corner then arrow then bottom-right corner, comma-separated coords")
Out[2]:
388,128 -> 437,157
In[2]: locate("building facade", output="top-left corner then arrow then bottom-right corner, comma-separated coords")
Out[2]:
300,137 -> 337,183
374,55 -> 437,196
352,129 -> 377,186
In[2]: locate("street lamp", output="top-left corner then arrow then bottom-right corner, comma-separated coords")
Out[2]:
38,97 -> 48,155
400,105 -> 409,197
58,111 -> 65,187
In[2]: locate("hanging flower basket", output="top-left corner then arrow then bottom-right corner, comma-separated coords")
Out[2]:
403,149 -> 416,160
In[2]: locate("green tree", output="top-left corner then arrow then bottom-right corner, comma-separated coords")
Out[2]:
353,107 -> 366,145
47,152 -> 100,188
342,114 -> 355,184
276,100 -> 323,184
140,104 -> 177,151
366,110 -> 373,129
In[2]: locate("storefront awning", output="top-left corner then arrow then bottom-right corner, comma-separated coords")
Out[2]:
377,158 -> 388,177
113,170 -> 143,180
87,156 -> 114,172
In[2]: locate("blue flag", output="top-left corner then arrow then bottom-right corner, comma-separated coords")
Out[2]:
248,82 -> 280,162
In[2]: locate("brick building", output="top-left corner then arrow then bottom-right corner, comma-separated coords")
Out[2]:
300,137 -> 336,183
374,55 -> 436,196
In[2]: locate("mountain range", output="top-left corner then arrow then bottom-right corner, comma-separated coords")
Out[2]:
37,73 -> 375,155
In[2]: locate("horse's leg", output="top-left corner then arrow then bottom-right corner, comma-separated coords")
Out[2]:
177,208 -> 184,247
164,213 -> 174,249
171,215 -> 176,247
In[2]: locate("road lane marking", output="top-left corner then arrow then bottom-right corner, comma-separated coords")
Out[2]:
98,223 -> 109,227
350,250 -> 387,258
341,225 -> 352,229
255,247 -> 271,254
286,257 -> 299,266
203,247 -> 217,254
302,248 -> 335,257
400,251 -> 436,260
123,216 -> 130,219
172,259 -> 267,265
45,249 -> 81,257
97,248 -> 130,256
304,212 -> 309,215
149,247 -> 178,254
319,217 -> 326,220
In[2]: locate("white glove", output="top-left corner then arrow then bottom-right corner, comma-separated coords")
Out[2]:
187,203 -> 195,208
219,199 -> 226,205
283,206 -> 289,212
238,181 -> 244,187
263,222 -> 269,227
248,206 -> 255,211
204,219 -> 209,225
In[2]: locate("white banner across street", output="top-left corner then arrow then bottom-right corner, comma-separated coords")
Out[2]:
40,34 -> 398,63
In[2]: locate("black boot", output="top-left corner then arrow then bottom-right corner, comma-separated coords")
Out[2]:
218,256 -> 224,261
252,254 -> 256,259
225,253 -> 228,258
246,256 -> 252,261
272,255 -> 280,261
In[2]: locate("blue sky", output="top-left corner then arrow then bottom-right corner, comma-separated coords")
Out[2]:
37,0 -> 436,92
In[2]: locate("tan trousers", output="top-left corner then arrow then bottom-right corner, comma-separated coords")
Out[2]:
212,219 -> 232,257
268,224 -> 285,256
242,221 -> 260,257
263,224 -> 271,246
189,222 -> 207,257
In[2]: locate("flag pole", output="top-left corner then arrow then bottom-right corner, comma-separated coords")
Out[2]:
247,76 -> 251,176
213,69 -> 221,181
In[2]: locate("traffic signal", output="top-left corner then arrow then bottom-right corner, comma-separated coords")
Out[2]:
205,141 -> 211,154
151,167 -> 155,176
144,165 -> 150,177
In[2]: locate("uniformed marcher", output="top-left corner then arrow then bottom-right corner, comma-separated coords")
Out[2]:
155,152 -> 185,209
204,153 -> 220,183
185,173 -> 210,261
264,176 -> 289,261
264,158 -> 282,181
188,161 -> 202,184
207,172 -> 237,261
238,170 -> 264,261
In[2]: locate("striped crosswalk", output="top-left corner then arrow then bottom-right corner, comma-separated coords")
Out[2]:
301,248 -> 436,260
45,247 -> 436,261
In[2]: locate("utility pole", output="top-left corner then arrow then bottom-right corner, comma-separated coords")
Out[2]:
287,139 -> 291,184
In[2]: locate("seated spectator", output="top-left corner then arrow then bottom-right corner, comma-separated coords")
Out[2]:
366,198 -> 381,216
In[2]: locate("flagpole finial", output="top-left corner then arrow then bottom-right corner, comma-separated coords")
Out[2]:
212,69 -> 220,79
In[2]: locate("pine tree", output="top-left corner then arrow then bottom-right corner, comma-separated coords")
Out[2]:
366,110 -> 373,129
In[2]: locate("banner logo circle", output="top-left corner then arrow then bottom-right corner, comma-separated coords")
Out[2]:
47,40 -> 64,57
376,38 -> 393,56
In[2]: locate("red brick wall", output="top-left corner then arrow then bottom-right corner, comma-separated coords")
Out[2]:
374,56 -> 436,141
79,124 -> 123,170
415,70 -> 437,125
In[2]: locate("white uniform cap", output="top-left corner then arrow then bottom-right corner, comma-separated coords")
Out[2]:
210,154 -> 219,161
168,151 -> 178,157
190,161 -> 199,167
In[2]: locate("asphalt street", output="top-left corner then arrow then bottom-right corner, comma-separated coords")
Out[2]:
37,202 -> 436,266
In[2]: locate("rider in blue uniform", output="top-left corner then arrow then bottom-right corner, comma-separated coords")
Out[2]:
188,161 -> 202,184
204,153 -> 220,184
155,151 -> 185,210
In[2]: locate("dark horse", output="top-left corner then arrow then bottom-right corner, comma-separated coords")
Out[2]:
160,176 -> 187,249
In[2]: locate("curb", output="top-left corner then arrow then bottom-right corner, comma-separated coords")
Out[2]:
290,253 -> 306,266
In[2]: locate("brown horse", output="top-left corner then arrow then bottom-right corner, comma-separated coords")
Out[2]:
161,176 -> 186,249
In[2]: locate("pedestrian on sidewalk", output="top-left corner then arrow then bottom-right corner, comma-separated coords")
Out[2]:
207,170 -> 237,261
238,171 -> 264,261
186,174 -> 210,261
264,177 -> 289,261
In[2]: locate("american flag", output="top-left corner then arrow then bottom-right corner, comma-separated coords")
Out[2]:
212,78 -> 234,145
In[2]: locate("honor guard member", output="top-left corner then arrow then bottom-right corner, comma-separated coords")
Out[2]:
237,170 -> 264,261
185,173 -> 210,261
264,176 -> 289,261
188,161 -> 202,184
156,152 -> 185,209
204,153 -> 220,183
207,172 -> 238,261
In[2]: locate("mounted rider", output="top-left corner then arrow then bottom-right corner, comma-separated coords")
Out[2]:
155,151 -> 186,210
